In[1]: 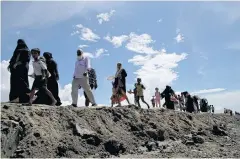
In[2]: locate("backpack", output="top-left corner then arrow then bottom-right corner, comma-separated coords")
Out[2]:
200,98 -> 208,112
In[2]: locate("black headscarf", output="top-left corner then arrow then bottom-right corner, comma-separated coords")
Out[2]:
10,39 -> 29,66
43,52 -> 53,61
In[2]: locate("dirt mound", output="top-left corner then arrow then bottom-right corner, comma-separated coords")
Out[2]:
1,103 -> 240,158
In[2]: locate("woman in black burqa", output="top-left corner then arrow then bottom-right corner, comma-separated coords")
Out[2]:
43,52 -> 62,106
8,39 -> 31,103
182,91 -> 195,113
161,85 -> 176,110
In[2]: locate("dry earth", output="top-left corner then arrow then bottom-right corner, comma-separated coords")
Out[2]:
1,103 -> 240,158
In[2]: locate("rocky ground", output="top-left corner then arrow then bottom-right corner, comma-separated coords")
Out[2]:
1,103 -> 240,158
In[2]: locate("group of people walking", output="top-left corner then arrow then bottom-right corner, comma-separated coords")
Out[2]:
8,39 -> 97,107
110,69 -> 215,114
7,39 -> 215,114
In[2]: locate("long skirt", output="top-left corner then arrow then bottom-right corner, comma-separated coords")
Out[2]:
9,64 -> 30,103
47,77 -> 61,104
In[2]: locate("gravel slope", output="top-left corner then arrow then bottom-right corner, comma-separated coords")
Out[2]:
1,103 -> 240,158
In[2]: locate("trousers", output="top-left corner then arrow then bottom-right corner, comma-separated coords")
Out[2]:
71,77 -> 96,105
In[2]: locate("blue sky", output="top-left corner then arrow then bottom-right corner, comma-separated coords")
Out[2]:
1,1 -> 240,112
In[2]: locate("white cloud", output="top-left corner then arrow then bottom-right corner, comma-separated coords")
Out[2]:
82,49 -> 108,59
192,88 -> 226,95
157,19 -> 162,23
104,35 -> 129,48
128,55 -> 152,66
96,9 -> 116,24
95,48 -> 108,58
174,28 -> 184,43
227,42 -> 240,50
78,45 -> 89,49
2,1 -> 124,29
126,32 -> 163,54
84,52 -> 95,58
175,33 -> 184,43
0,60 -> 88,107
72,24 -> 100,42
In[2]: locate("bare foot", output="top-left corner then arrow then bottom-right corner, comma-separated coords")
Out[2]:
10,97 -> 19,103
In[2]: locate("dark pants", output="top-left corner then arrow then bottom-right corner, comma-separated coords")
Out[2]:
136,96 -> 150,108
32,76 -> 47,90
33,88 -> 52,105
83,85 -> 94,106
47,77 -> 61,105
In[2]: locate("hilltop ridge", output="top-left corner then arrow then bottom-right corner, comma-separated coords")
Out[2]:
1,103 -> 240,158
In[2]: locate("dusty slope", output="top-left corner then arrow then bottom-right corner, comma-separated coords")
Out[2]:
1,103 -> 240,158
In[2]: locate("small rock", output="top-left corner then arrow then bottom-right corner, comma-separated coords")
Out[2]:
169,136 -> 176,141
29,112 -> 34,117
33,132 -> 41,138
138,146 -> 148,152
3,105 -> 9,109
157,129 -> 169,141
197,131 -> 207,136
146,130 -> 158,140
183,134 -> 193,141
104,139 -> 126,156
192,135 -> 204,144
212,125 -> 228,136
15,149 -> 24,154
149,122 -> 157,129
220,148 -> 224,151
191,131 -> 197,136
145,141 -> 158,152
224,136 -> 231,141
57,144 -> 67,157
113,117 -> 120,122
9,116 -> 20,122
2,127 -> 9,134
31,141 -> 36,146
84,135 -> 101,146
35,111 -> 44,117
187,115 -> 193,120
73,124 -> 96,137
185,141 -> 195,145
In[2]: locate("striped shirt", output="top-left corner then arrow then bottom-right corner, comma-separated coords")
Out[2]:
88,68 -> 97,86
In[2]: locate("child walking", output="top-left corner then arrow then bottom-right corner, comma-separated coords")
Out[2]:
151,96 -> 155,108
155,87 -> 161,108
27,48 -> 57,106
135,78 -> 150,109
